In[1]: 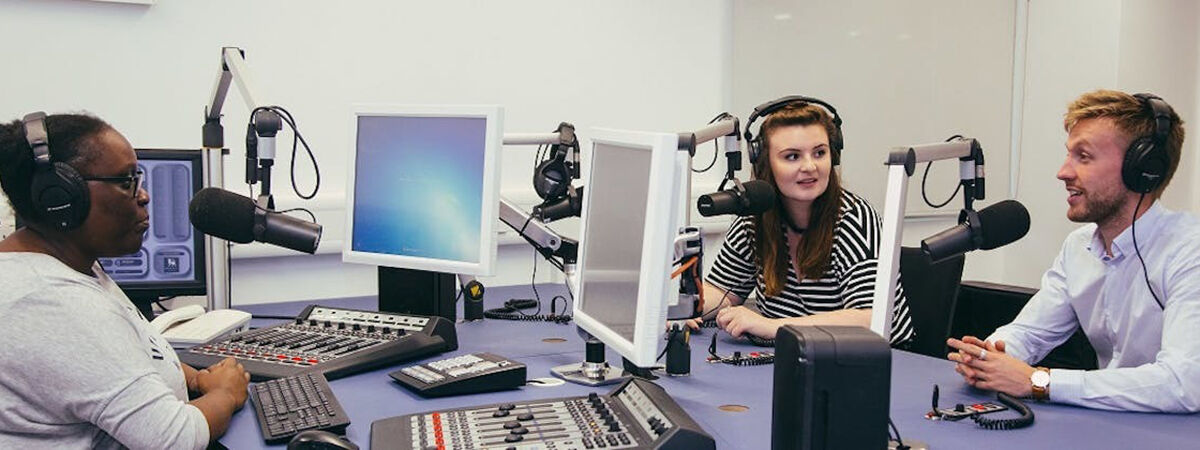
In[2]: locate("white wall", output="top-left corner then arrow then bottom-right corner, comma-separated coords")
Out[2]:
984,0 -> 1200,289
0,0 -> 731,304
2,0 -> 1198,303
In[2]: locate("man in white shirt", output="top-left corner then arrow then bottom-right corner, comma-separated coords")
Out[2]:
947,90 -> 1200,413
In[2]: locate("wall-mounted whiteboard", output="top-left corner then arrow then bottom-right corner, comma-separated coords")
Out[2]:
733,0 -> 1019,215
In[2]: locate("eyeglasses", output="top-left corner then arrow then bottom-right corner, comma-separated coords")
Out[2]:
84,169 -> 144,198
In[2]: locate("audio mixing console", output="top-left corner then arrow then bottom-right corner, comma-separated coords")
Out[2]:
179,305 -> 457,381
371,378 -> 714,450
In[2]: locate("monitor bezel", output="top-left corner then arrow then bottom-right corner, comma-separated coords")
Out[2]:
572,127 -> 683,368
343,104 -> 503,276
115,148 -> 208,298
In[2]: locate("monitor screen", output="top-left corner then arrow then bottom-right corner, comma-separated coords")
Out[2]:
574,128 -> 684,367
343,105 -> 502,276
100,149 -> 206,298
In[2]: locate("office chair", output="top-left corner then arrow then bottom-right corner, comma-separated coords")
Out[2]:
898,246 -> 966,358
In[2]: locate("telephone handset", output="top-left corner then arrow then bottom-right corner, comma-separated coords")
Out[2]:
150,304 -> 252,346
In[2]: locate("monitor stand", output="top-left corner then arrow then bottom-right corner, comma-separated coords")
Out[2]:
126,293 -> 160,321
378,267 -> 457,322
551,337 -> 631,386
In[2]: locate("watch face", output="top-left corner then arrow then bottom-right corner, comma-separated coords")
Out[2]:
1032,370 -> 1051,387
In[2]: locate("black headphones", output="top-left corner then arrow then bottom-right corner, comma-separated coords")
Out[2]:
23,112 -> 91,231
532,146 -> 572,201
1122,94 -> 1175,194
532,123 -> 580,204
744,95 -> 844,167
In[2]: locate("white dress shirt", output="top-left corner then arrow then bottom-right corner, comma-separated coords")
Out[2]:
989,203 -> 1200,412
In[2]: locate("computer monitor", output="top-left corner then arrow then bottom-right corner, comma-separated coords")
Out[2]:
344,105 -> 503,317
100,149 -> 207,318
572,127 -> 688,368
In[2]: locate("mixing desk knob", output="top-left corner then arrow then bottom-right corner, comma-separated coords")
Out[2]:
367,325 -> 376,333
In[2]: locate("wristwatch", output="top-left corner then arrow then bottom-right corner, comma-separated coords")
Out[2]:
1030,367 -> 1051,401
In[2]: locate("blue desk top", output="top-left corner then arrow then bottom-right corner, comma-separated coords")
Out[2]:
221,286 -> 1199,449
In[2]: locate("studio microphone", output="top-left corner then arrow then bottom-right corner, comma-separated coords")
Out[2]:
532,186 -> 583,222
189,187 -> 322,254
921,199 -> 1030,263
696,179 -> 776,217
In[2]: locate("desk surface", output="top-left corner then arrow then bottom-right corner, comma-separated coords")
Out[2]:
221,285 -> 1198,449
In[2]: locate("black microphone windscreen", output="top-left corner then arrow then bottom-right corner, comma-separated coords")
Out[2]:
978,200 -> 1031,250
741,180 -> 777,215
189,187 -> 255,243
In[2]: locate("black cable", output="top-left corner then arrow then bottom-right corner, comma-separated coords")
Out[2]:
888,418 -> 907,449
528,247 -> 543,315
971,392 -> 1035,430
1131,193 -> 1164,310
656,327 -> 681,362
921,134 -> 966,208
272,106 -> 321,200
692,112 -> 731,173
276,206 -> 318,223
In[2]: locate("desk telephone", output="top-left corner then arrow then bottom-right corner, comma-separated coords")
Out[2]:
150,304 -> 252,346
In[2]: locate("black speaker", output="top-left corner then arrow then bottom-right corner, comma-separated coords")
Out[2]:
377,267 -> 457,322
771,325 -> 891,450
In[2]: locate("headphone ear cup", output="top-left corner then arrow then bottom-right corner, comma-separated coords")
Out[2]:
1122,138 -> 1167,194
830,129 -> 843,166
748,136 -> 762,165
533,158 -> 569,201
30,162 -> 90,231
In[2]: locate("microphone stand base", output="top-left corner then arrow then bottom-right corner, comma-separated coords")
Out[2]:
889,439 -> 929,450
550,362 -> 629,387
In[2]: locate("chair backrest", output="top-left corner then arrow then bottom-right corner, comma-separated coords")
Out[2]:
953,281 -> 1098,370
898,246 -> 965,358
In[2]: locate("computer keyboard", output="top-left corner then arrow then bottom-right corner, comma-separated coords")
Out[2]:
250,372 -> 350,444
389,352 -> 526,397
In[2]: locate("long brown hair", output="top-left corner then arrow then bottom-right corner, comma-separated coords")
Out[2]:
752,103 -> 843,296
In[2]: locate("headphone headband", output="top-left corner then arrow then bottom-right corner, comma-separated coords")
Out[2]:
745,95 -> 843,136
1134,93 -> 1172,144
744,95 -> 844,166
22,112 -> 52,167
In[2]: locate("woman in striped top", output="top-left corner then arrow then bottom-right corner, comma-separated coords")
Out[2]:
696,101 -> 914,345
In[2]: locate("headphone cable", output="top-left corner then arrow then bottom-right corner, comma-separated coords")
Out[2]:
1131,193 -> 1164,310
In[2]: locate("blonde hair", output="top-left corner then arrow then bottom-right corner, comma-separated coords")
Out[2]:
1064,89 -> 1185,197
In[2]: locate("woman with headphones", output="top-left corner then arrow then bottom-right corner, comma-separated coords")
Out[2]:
0,113 -> 249,449
695,97 -> 914,345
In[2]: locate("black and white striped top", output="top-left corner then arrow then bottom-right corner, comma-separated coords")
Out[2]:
707,190 -> 915,345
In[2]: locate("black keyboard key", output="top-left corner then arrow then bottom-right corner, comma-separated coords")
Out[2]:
250,373 -> 349,444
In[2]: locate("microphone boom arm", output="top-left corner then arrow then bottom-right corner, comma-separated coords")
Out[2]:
869,139 -> 983,340
203,47 -> 286,200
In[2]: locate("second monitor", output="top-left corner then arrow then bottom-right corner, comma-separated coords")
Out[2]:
572,127 -> 689,369
343,105 -> 503,319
